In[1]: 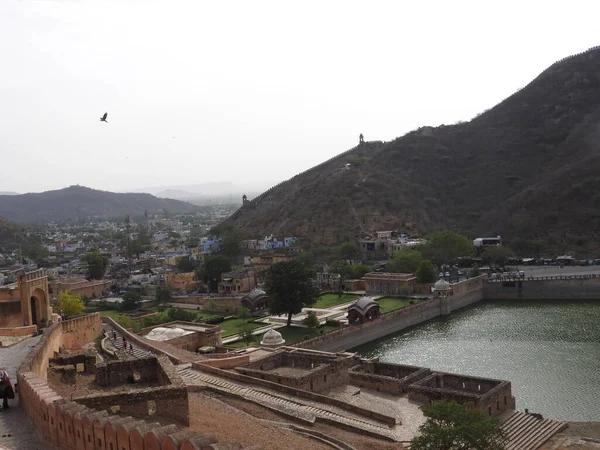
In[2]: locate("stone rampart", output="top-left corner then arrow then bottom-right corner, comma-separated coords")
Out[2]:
16,313 -> 235,450
483,275 -> 600,300
0,324 -> 37,337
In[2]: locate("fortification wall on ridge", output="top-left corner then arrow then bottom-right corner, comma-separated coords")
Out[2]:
16,313 -> 230,450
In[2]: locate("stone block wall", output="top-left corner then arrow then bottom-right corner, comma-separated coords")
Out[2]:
483,275 -> 600,300
407,372 -> 515,417
95,357 -> 162,387
237,350 -> 359,393
17,313 -> 238,450
348,361 -> 430,394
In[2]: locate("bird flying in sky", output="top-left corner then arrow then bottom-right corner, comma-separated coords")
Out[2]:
100,112 -> 108,123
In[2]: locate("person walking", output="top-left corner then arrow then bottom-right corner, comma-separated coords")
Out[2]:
0,368 -> 15,411
129,343 -> 134,355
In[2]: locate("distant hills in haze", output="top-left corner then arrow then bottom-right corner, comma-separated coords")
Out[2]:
128,181 -> 278,205
0,185 -> 201,223
224,46 -> 600,254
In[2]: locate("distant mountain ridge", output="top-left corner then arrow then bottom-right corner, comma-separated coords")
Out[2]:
0,185 -> 200,223
224,46 -> 600,253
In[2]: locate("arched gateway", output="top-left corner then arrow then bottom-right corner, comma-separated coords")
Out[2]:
0,269 -> 51,329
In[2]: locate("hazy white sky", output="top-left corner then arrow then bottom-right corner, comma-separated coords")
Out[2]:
2,0 -> 599,194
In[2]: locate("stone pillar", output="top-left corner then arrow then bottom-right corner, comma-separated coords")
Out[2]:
440,296 -> 451,316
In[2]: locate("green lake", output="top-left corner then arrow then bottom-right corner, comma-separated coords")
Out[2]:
353,299 -> 600,421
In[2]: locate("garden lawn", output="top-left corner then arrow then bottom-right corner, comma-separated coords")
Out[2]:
219,318 -> 264,337
313,293 -> 360,309
376,297 -> 418,313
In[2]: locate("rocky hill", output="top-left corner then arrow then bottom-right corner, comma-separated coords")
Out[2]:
0,185 -> 200,223
224,46 -> 600,253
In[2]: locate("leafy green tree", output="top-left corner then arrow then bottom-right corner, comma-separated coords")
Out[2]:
156,285 -> 172,304
337,242 -> 359,260
482,246 -> 515,266
237,306 -> 251,323
21,243 -> 49,263
387,248 -> 422,273
222,228 -> 246,257
120,292 -> 142,311
348,263 -> 371,279
57,290 -> 85,317
198,255 -> 232,292
469,264 -> 481,277
84,250 -> 109,280
264,260 -> 320,327
177,256 -> 195,272
329,260 -> 352,296
410,400 -> 507,450
302,310 -> 320,328
419,231 -> 473,267
415,260 -> 436,283
239,326 -> 255,345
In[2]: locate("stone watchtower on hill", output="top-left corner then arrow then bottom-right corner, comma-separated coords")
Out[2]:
359,133 -> 364,144
242,194 -> 249,205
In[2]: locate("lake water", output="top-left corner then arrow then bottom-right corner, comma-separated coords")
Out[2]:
353,300 -> 600,421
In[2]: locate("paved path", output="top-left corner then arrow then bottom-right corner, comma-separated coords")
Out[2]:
0,336 -> 51,450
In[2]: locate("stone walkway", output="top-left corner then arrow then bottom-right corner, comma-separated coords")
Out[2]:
0,335 -> 51,450
177,365 -> 397,441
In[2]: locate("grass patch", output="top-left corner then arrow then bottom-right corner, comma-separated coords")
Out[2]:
313,293 -> 360,309
219,318 -> 264,337
376,297 -> 419,313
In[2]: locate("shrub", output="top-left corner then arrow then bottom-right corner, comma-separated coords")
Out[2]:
302,311 -> 320,328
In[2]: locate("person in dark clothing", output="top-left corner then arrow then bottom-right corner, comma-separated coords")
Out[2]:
0,369 -> 15,410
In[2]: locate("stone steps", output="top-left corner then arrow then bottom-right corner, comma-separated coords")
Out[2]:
103,324 -> 152,359
501,411 -> 567,450
177,367 -> 395,441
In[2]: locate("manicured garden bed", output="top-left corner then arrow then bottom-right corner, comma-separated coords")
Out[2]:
313,293 -> 360,309
376,297 -> 419,313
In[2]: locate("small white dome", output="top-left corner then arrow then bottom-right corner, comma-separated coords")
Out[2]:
434,279 -> 451,291
261,328 -> 285,346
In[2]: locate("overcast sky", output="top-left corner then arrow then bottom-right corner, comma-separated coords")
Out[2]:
2,0 -> 599,194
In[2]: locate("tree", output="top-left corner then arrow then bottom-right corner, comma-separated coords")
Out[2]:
21,243 -> 49,263
264,260 -> 320,327
177,256 -> 195,272
469,264 -> 481,277
84,250 -> 109,280
156,285 -> 172,304
482,246 -> 516,266
57,290 -> 85,317
348,263 -> 371,279
198,255 -> 232,292
222,228 -> 246,257
303,310 -> 320,328
419,231 -> 473,267
387,248 -> 422,273
410,400 -> 507,450
237,306 -> 251,323
120,292 -> 142,311
415,260 -> 436,283
329,260 -> 352,296
337,242 -> 359,260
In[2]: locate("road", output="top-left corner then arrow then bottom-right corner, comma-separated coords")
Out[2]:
506,265 -> 600,278
0,336 -> 51,450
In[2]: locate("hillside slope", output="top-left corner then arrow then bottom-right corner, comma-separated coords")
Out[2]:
225,46 -> 600,251
0,185 -> 200,222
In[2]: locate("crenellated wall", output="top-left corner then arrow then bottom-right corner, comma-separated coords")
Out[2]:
16,313 -> 235,450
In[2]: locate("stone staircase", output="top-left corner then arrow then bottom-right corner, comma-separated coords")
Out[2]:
102,324 -> 153,359
500,411 -> 567,450
177,365 -> 396,441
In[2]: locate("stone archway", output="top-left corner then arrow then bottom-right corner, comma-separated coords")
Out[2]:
29,288 -> 48,326
30,296 -> 38,325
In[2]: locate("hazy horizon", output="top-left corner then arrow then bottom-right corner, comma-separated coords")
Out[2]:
2,0 -> 599,193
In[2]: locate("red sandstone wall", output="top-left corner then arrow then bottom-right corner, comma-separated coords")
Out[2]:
17,313 -> 224,450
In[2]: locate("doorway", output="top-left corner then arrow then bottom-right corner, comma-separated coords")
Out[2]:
30,297 -> 38,325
